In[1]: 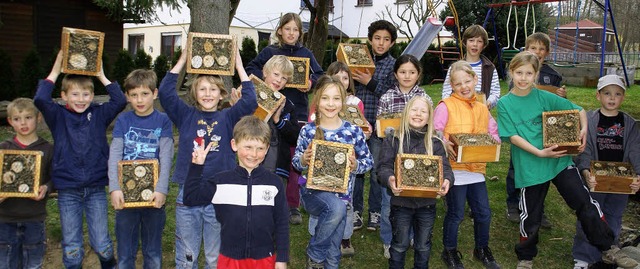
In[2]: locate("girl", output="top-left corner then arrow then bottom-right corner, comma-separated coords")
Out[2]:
377,96 -> 453,269
377,54 -> 432,259
246,12 -> 324,120
497,52 -> 633,268
158,48 -> 257,268
434,61 -> 500,269
292,75 -> 373,269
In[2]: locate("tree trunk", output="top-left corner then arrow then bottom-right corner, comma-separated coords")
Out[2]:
303,0 -> 329,69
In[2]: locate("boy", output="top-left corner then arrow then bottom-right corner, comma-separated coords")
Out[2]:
442,25 -> 501,110
107,69 -> 174,268
352,20 -> 397,250
183,116 -> 289,269
505,32 -> 566,227
0,98 -> 53,268
34,51 -> 125,268
572,75 -> 640,269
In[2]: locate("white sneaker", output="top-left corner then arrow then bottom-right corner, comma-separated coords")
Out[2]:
573,259 -> 588,269
383,244 -> 390,259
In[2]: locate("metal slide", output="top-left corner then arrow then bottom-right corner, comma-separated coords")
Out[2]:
402,17 -> 443,60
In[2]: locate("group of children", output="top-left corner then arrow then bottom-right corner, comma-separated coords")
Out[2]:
0,11 -> 638,269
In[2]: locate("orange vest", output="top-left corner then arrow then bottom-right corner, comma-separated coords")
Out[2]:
441,94 -> 490,174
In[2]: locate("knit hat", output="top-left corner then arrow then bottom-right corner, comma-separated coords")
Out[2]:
597,74 -> 626,92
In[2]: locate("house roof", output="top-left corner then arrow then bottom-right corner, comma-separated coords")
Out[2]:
302,22 -> 349,39
555,19 -> 613,32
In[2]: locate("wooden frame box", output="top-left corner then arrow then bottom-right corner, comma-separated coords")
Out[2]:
250,74 -> 285,122
307,140 -> 354,194
590,161 -> 637,194
476,92 -> 487,105
340,105 -> 369,132
394,154 -> 443,198
376,113 -> 402,138
537,85 -> 560,95
542,109 -> 581,154
118,159 -> 159,208
286,56 -> 310,89
336,43 -> 375,75
0,150 -> 42,198
449,133 -> 500,163
186,32 -> 237,76
61,27 -> 104,76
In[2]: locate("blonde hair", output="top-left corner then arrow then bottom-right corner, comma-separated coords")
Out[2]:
187,74 -> 227,110
326,61 -> 355,94
233,115 -> 270,145
508,52 -> 541,87
276,13 -> 303,46
525,32 -> 551,52
7,98 -> 39,118
462,25 -> 489,49
263,55 -> 294,81
124,69 -> 157,92
395,96 -> 436,155
61,74 -> 94,93
448,60 -> 477,85
309,75 -> 346,140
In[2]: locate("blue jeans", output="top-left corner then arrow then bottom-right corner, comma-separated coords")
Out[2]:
443,182 -> 492,249
301,186 -> 347,269
353,137 -> 383,214
175,184 -> 220,269
308,201 -> 354,240
115,207 -> 166,269
380,187 -> 392,245
57,187 -> 116,269
573,192 -> 628,264
0,221 -> 46,269
389,205 -> 436,269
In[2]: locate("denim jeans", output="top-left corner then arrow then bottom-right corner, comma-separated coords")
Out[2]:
175,184 -> 221,269
443,181 -> 492,249
389,205 -> 436,269
57,187 -> 116,269
380,187 -> 392,245
115,207 -> 166,269
301,186 -> 347,269
308,201 -> 354,240
354,137 -> 383,214
0,221 -> 46,269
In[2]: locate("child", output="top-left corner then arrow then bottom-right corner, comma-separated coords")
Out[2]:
183,116 -> 289,269
246,12 -> 323,120
434,61 -> 500,269
107,69 -> 174,268
441,25 -> 500,110
246,13 -> 324,224
0,98 -> 53,268
292,75 -> 373,269
352,20 -> 399,233
34,51 -> 124,268
505,32 -> 566,226
377,96 -> 453,269
377,54 -> 432,258
158,48 -> 257,268
572,75 -> 640,269
496,52 -> 634,269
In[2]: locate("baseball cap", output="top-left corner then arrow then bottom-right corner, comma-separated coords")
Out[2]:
597,74 -> 626,92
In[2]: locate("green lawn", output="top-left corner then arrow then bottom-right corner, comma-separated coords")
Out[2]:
2,82 -> 639,268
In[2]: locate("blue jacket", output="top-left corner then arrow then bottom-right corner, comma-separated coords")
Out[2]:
34,80 -> 126,189
184,165 -> 289,262
246,43 -> 324,120
158,73 -> 257,185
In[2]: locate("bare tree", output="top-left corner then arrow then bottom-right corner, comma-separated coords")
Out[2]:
302,0 -> 330,66
376,0 -> 444,40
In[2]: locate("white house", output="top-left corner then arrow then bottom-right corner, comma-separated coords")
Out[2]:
122,0 -> 450,60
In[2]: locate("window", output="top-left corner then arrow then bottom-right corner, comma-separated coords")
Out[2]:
161,33 -> 182,59
300,0 -> 335,13
356,0 -> 373,6
128,34 -> 144,55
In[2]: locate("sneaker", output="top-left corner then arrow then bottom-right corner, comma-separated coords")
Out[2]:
383,244 -> 391,259
573,259 -> 588,269
367,212 -> 381,231
516,260 -> 533,269
441,248 -> 465,268
340,239 -> 355,257
353,211 -> 363,230
540,214 -> 552,229
506,204 -> 520,223
289,208 -> 302,225
474,247 -> 500,269
306,256 -> 324,269
602,246 -> 638,268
